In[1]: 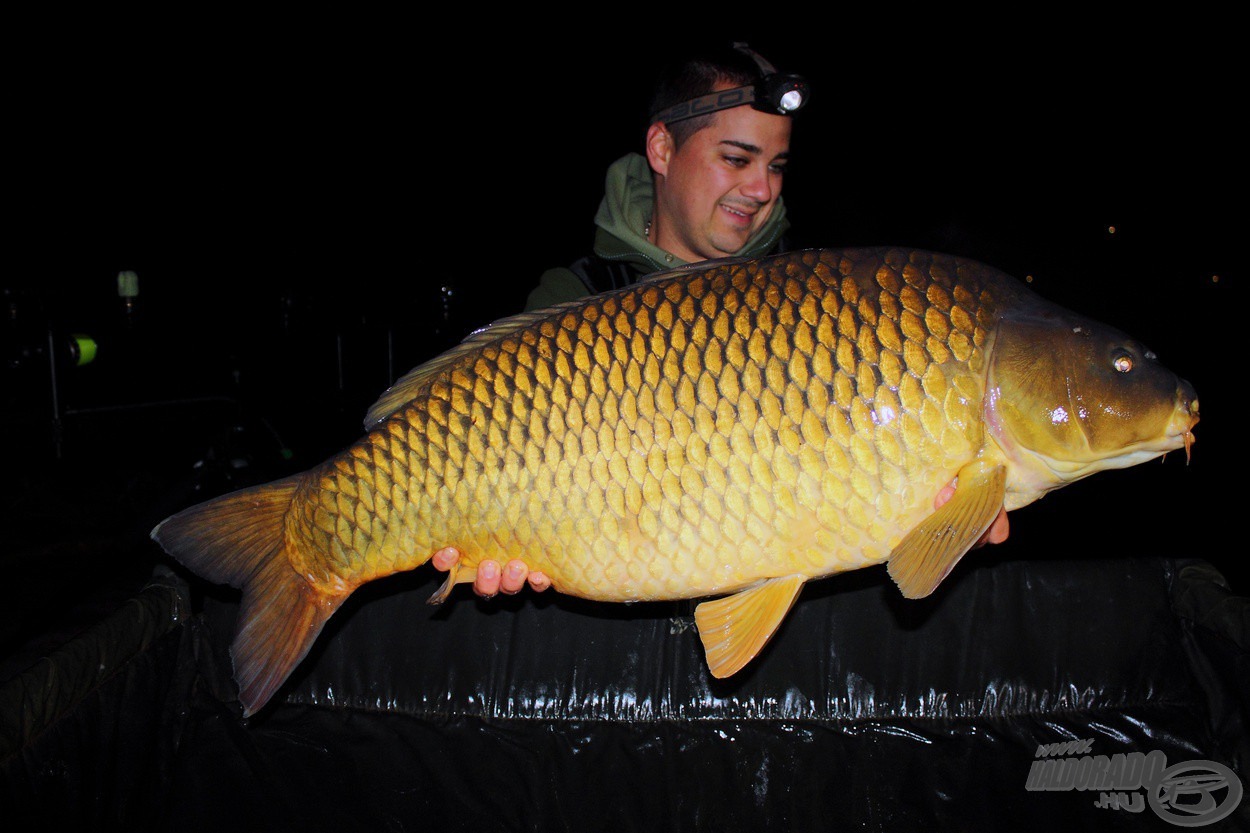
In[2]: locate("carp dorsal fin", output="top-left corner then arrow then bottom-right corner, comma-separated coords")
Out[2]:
887,461 -> 1006,599
635,255 -> 753,285
694,574 -> 806,678
365,259 -> 758,429
362,300 -> 589,430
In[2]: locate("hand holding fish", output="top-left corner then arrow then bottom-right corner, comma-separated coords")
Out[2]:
431,549 -> 552,597
437,482 -> 1011,598
938,482 -> 1010,548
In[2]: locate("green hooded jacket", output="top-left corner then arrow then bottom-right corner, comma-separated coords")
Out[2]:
524,153 -> 790,311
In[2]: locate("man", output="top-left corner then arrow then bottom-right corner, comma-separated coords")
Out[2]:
524,42 -> 797,311
435,43 -> 1007,597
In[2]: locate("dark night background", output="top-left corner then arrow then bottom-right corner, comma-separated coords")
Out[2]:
2,20 -> 1242,678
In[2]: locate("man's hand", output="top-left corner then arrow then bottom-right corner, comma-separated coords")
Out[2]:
430,548 -> 551,598
935,481 -> 1010,547
432,479 -> 1008,599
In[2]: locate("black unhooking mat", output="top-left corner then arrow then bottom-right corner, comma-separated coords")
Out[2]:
2,555 -> 1247,832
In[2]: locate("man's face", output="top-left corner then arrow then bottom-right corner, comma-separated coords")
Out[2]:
648,96 -> 792,263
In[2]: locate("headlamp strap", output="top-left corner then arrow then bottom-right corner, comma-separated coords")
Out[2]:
733,42 -> 777,75
650,85 -> 758,127
649,42 -> 809,125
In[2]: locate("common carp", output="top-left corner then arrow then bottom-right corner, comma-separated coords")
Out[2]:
153,247 -> 1199,716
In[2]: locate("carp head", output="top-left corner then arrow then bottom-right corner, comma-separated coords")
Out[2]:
984,304 -> 1199,509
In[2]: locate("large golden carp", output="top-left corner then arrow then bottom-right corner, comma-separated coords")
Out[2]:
153,247 -> 1199,716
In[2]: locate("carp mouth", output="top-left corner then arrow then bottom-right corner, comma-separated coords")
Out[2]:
1173,383 -> 1200,464
1075,380 -> 1201,469
1150,379 -> 1199,465
988,380 -> 1201,511
1182,426 -> 1197,462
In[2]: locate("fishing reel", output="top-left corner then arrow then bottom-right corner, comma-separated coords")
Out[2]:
3,287 -> 98,373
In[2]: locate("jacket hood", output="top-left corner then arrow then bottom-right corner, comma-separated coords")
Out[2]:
590,153 -> 790,274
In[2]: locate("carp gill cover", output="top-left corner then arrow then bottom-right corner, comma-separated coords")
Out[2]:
152,247 -> 1199,717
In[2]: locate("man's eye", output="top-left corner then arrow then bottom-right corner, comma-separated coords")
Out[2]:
769,164 -> 787,175
724,155 -> 748,167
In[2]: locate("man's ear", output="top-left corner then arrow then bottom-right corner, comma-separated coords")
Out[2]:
645,122 -> 674,176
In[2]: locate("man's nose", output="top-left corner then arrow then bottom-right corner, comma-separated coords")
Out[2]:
740,164 -> 777,203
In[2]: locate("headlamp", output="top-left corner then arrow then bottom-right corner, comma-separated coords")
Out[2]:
649,43 -> 810,125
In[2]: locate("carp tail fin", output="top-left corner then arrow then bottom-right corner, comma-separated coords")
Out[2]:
151,475 -> 347,716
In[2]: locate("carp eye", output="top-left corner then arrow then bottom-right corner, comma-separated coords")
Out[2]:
1113,355 -> 1133,373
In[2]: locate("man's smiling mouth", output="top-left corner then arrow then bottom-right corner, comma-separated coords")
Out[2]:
720,203 -> 756,223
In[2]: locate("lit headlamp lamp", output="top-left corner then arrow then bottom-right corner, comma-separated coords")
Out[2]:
649,43 -> 810,125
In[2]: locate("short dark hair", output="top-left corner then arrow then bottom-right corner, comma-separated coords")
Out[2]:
648,44 -> 776,146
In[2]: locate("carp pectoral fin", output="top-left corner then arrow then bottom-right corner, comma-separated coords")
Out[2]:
887,462 -> 1007,599
694,575 -> 806,679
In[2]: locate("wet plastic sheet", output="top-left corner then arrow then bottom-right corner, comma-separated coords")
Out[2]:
3,556 -> 1247,831
0,574 -> 196,831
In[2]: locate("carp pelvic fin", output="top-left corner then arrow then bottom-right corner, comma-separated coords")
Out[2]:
694,575 -> 806,679
887,462 -> 1006,599
151,476 -> 348,717
427,558 -> 472,605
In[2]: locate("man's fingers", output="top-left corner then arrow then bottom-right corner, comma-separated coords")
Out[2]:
499,560 -> 529,594
935,480 -> 1009,549
431,546 -> 459,571
474,559 -> 502,598
432,549 -> 551,598
984,508 -> 1010,545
